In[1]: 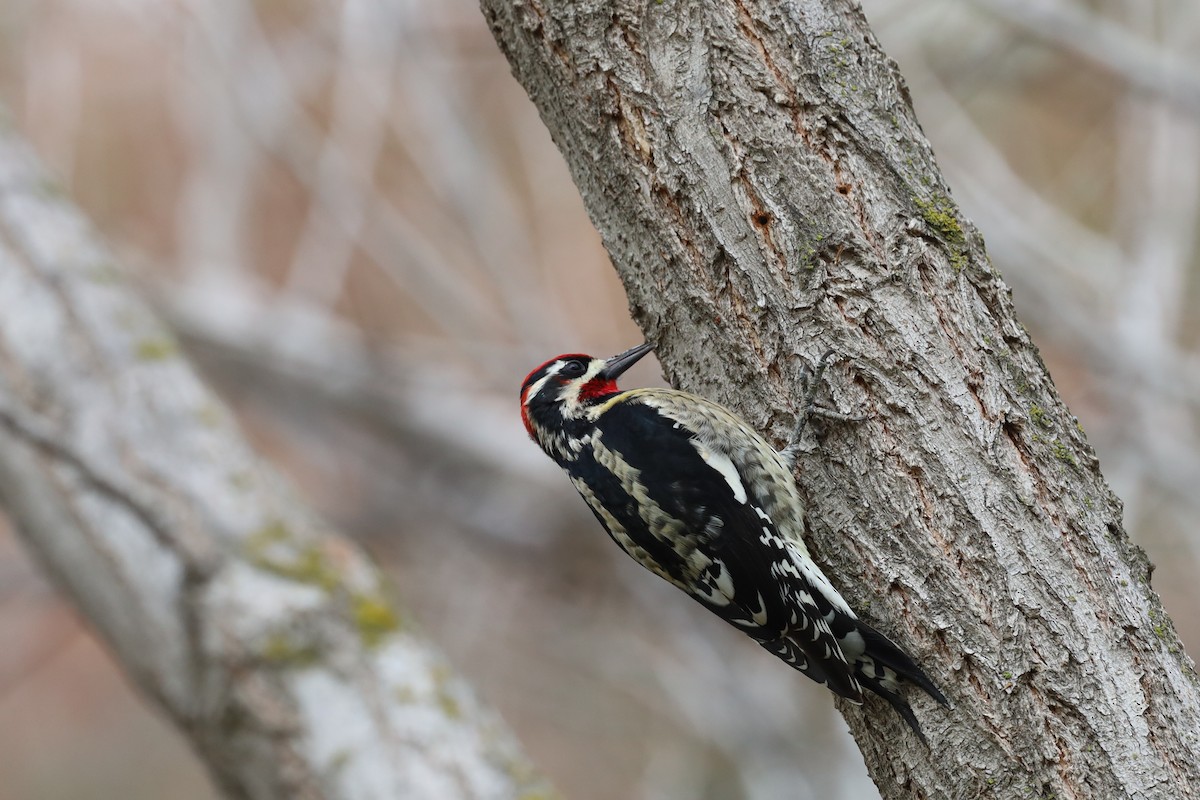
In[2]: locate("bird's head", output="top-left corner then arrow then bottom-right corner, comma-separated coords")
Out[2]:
520,342 -> 653,442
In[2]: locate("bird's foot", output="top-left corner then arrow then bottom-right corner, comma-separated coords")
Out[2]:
780,350 -> 867,469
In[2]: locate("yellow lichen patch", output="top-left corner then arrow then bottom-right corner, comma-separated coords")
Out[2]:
351,593 -> 401,647
246,519 -> 290,548
244,521 -> 340,590
1051,440 -> 1077,466
1029,404 -> 1050,428
261,632 -> 321,668
914,195 -> 964,244
135,337 -> 178,361
427,661 -> 463,718
436,688 -> 462,719
195,402 -> 224,428
914,194 -> 968,270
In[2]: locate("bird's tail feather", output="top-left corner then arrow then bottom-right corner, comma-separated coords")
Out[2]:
850,619 -> 949,743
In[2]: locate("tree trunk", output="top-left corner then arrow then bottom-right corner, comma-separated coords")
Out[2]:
479,1 -> 1200,797
0,126 -> 550,799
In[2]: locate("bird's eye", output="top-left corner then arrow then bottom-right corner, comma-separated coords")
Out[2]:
561,360 -> 587,377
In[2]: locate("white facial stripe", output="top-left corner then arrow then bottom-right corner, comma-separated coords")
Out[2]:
557,359 -> 604,396
558,359 -> 606,414
523,369 -> 556,406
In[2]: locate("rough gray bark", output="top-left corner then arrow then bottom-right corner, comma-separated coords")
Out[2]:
0,125 -> 550,799
480,1 -> 1200,798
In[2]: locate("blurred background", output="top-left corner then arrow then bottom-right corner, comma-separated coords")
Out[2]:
0,1 -> 1198,798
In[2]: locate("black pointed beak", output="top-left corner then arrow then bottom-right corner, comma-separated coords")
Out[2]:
599,342 -> 654,380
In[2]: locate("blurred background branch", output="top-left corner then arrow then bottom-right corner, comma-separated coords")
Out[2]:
0,122 -> 550,799
0,1 -> 1198,798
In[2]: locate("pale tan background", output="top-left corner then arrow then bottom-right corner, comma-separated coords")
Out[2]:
0,2 -> 1197,799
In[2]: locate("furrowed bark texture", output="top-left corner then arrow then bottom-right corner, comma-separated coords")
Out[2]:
0,126 -> 550,799
481,1 -> 1200,797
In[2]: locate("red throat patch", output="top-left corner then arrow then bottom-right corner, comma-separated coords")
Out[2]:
578,377 -> 618,402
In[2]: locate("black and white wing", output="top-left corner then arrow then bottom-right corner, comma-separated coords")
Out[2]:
569,394 -> 865,701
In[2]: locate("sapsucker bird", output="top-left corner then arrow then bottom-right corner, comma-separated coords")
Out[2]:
520,342 -> 948,738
